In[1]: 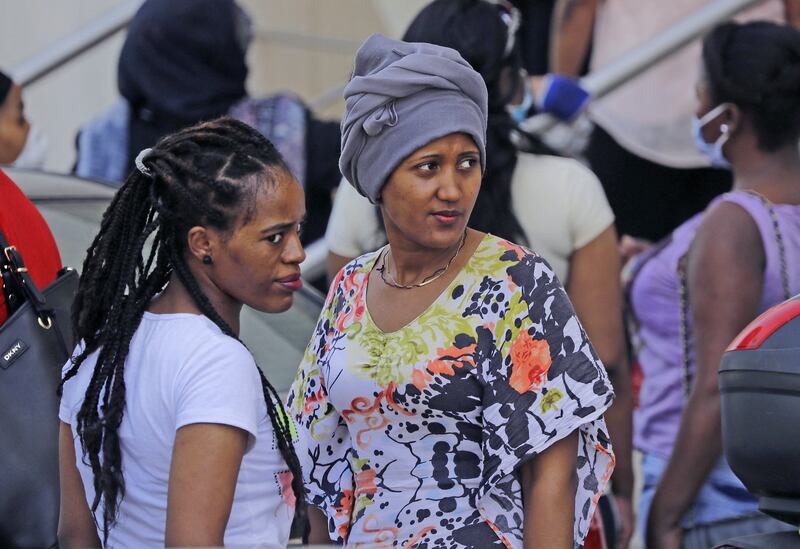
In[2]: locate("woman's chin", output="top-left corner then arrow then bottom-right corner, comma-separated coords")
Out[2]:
253,294 -> 294,315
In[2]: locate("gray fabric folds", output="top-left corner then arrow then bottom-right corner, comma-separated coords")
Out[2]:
339,33 -> 488,203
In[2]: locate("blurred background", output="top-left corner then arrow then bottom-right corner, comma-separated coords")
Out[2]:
0,0 -> 428,172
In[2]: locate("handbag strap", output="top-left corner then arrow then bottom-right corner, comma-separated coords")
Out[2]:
0,227 -> 55,327
679,192 -> 792,398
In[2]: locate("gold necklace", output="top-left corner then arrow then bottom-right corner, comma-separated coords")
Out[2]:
377,231 -> 468,290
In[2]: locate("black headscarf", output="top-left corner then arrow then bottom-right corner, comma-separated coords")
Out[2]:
118,0 -> 250,171
0,70 -> 12,105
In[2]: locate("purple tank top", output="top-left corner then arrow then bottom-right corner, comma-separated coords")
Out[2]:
630,191 -> 800,458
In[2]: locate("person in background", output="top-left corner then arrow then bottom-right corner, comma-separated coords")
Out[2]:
0,70 -> 48,169
325,2 -> 633,544
0,169 -> 61,324
625,21 -> 800,549
550,0 -> 799,244
73,0 -> 340,244
291,32 -> 614,549
58,118 -> 305,548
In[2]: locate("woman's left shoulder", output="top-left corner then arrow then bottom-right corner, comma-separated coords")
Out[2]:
698,193 -> 763,245
480,234 -> 557,281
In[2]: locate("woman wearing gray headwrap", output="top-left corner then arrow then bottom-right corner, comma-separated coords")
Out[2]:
289,34 -> 614,549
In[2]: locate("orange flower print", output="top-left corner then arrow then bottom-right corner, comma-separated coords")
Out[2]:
426,344 -> 476,376
277,470 -> 297,507
355,468 -> 378,497
412,368 -> 432,390
509,332 -> 552,393
500,239 -> 526,261
335,489 -> 354,519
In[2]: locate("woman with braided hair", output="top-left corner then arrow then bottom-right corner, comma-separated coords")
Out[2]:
57,117 -> 306,548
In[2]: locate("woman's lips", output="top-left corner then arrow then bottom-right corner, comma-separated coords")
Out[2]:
276,274 -> 303,291
432,211 -> 461,225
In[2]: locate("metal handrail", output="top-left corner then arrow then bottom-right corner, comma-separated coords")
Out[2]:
520,0 -> 768,135
9,0 -> 143,88
257,29 -> 364,54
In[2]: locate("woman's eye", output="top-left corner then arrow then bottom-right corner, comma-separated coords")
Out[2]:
266,233 -> 284,244
458,157 -> 479,170
417,161 -> 437,172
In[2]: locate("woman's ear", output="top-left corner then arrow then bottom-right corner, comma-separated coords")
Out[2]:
723,103 -> 742,136
186,226 -> 213,264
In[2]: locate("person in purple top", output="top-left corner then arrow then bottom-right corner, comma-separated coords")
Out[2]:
626,21 -> 800,549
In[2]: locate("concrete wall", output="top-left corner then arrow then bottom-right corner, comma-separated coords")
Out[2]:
0,0 -> 427,173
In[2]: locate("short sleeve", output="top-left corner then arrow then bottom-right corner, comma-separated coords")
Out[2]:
287,272 -> 355,543
59,342 -> 87,424
565,161 -> 615,249
478,250 -> 615,545
325,179 -> 385,259
173,337 -> 262,448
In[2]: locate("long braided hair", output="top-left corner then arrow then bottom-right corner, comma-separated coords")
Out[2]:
60,117 -> 305,541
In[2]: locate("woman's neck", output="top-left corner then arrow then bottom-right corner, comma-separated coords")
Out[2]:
732,144 -> 800,203
148,272 -> 242,336
384,229 -> 470,286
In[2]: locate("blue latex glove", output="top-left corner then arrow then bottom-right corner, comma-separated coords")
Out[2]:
535,74 -> 591,122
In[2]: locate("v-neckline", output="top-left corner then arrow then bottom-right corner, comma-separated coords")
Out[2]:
361,233 -> 490,335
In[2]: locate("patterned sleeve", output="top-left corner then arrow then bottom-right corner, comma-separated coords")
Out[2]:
286,268 -> 355,543
477,246 -> 615,546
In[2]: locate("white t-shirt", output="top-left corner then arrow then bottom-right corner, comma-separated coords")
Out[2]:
59,312 -> 294,549
325,153 -> 614,283
589,0 -> 785,168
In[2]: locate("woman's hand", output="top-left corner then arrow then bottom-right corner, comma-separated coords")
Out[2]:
646,506 -> 682,549
165,422 -> 248,547
613,493 -> 635,549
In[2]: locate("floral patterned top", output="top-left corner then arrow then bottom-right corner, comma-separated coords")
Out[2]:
288,234 -> 615,548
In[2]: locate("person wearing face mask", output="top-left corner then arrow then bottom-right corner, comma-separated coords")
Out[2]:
0,70 -> 48,169
324,4 -> 633,545
551,0 -> 798,246
624,21 -> 800,549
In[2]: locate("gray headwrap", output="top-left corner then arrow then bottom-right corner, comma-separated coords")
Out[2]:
340,33 -> 488,203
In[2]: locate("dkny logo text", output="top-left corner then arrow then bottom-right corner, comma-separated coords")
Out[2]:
1,339 -> 28,369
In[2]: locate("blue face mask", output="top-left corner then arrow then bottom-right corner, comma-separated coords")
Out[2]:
691,103 -> 732,169
506,75 -> 534,125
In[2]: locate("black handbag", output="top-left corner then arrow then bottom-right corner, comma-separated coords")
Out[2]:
0,227 -> 78,549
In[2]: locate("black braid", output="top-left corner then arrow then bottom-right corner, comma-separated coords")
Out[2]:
64,117 -> 306,542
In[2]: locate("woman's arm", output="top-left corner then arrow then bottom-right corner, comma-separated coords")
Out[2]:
520,431 -> 579,549
58,421 -> 101,549
567,225 -> 634,548
165,422 -> 249,547
646,202 -> 765,548
307,506 -> 333,544
550,0 -> 599,75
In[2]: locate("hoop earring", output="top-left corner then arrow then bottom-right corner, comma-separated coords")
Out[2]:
202,255 -> 213,265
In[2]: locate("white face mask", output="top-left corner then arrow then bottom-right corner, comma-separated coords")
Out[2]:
12,125 -> 48,169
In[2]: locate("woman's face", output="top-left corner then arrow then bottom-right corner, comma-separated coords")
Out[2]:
205,170 -> 307,314
0,84 -> 30,164
380,132 -> 481,251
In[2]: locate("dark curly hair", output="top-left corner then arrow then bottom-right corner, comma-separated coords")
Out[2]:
403,0 -> 554,245
702,21 -> 800,152
60,116 -> 305,541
